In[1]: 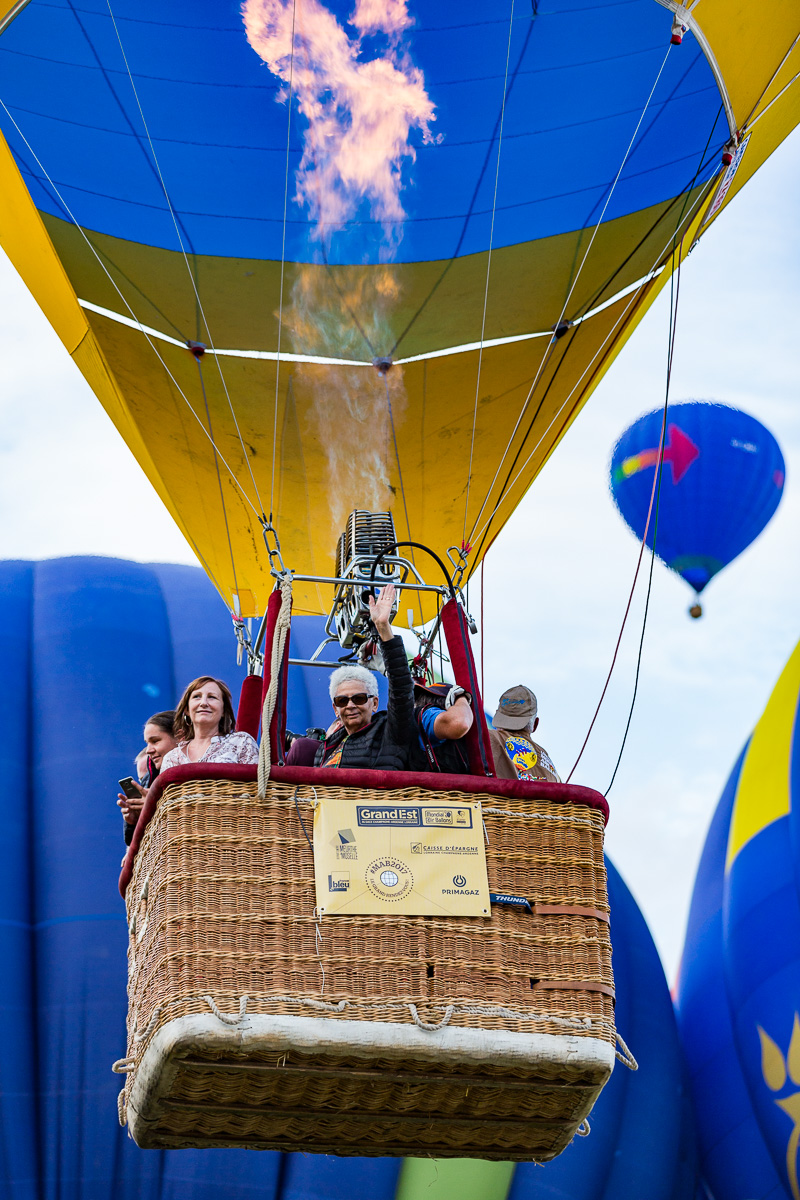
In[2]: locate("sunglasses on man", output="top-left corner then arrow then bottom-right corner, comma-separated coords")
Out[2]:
332,692 -> 373,708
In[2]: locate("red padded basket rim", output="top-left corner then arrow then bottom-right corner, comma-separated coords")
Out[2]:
119,764 -> 608,896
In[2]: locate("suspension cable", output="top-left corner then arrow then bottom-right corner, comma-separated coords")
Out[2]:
565,230 -> 685,785
0,95 -> 262,527
462,0 -> 516,544
466,43 -> 674,548
466,168 -> 717,552
602,235 -> 685,796
105,0 -> 267,519
195,355 -> 241,606
270,0 -> 298,522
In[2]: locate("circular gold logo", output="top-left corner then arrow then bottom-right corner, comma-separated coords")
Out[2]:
365,856 -> 413,902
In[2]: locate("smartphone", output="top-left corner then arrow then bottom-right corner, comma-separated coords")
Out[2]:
118,776 -> 142,800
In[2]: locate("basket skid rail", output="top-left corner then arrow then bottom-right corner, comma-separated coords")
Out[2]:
118,766 -> 614,1161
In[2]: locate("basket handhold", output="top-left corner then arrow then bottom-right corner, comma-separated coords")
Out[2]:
408,1003 -> 455,1031
615,1030 -> 638,1070
204,994 -> 249,1025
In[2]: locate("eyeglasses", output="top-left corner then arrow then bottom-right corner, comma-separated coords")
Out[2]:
332,692 -> 372,708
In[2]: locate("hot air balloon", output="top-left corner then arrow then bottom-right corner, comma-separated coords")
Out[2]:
1,0 -> 797,1166
676,640 -> 800,1199
0,1 -> 797,617
0,557 -> 699,1195
610,403 -> 785,616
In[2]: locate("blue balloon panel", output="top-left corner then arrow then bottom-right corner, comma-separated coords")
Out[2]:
0,0 -> 724,263
610,403 -> 785,595
0,556 -> 398,1200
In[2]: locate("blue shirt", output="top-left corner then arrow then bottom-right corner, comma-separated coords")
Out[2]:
418,704 -> 446,748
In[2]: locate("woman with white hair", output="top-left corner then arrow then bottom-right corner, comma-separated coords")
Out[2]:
315,584 -> 415,772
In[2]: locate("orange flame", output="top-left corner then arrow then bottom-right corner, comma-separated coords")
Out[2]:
242,0 -> 437,249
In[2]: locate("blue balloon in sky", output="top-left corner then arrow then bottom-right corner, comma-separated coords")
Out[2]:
0,557 -> 698,1199
610,403 -> 785,596
676,640 -> 800,1199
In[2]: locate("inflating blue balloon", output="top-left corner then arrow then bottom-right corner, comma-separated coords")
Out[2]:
610,403 -> 785,613
676,641 -> 800,1199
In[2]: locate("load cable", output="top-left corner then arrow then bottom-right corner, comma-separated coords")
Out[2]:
564,230 -> 684,787
467,105 -> 723,558
270,0 -> 298,523
462,0 -> 516,545
105,0 -> 267,522
602,237 -> 684,796
466,164 -> 717,555
465,43 -> 674,551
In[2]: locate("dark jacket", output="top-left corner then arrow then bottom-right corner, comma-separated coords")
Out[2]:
314,636 -> 415,772
407,708 -> 472,775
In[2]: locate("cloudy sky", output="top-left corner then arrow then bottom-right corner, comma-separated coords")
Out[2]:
1,128 -> 798,980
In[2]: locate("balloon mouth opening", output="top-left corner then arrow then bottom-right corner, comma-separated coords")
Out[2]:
688,603 -> 703,619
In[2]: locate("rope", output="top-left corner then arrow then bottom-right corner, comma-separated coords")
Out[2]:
466,168 -> 717,553
105,0 -> 266,519
204,994 -> 249,1025
604,232 -> 685,797
270,0 -> 298,521
462,0 -> 516,543
117,1088 -> 127,1126
408,1003 -> 454,1031
577,1118 -> 591,1137
132,1007 -> 162,1044
195,355 -> 241,608
466,43 -> 674,548
258,578 -> 293,796
112,1057 -> 134,1074
615,1030 -> 638,1071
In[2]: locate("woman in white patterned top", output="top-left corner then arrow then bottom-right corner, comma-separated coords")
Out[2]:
160,676 -> 258,769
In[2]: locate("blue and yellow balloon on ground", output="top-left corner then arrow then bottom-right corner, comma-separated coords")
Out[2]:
677,640 -> 800,1200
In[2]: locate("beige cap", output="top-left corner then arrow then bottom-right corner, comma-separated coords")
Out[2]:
491,685 -> 538,731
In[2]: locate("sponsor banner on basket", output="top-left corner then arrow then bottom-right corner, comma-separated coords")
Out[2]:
313,797 -> 490,916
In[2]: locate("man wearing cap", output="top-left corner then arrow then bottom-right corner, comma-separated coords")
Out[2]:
488,685 -> 561,782
408,680 -> 474,774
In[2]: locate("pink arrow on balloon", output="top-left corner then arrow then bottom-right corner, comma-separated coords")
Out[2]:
616,423 -> 700,485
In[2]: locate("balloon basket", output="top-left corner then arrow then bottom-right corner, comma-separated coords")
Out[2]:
118,768 -> 615,1161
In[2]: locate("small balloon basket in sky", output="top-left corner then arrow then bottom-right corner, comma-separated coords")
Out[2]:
610,402 -> 785,618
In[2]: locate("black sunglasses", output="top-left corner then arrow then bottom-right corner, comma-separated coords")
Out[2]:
332,692 -> 372,708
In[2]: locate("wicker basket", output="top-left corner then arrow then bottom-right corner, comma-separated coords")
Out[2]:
118,775 -> 615,1161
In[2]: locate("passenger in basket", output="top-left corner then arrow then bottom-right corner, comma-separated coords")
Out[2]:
160,677 -> 258,769
408,681 -> 474,774
118,710 -> 178,845
316,584 -> 415,771
488,685 -> 561,782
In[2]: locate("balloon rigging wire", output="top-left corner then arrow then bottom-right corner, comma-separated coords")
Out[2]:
465,42 -> 674,549
741,30 -> 800,129
105,0 -> 267,522
0,97 -> 263,542
602,237 -> 684,796
467,105 -> 724,556
466,166 -> 718,553
462,0 -> 516,545
271,0 -> 298,523
194,355 -> 242,606
380,376 -> 424,625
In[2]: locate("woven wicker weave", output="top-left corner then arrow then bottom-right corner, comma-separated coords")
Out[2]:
119,778 -> 615,1160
